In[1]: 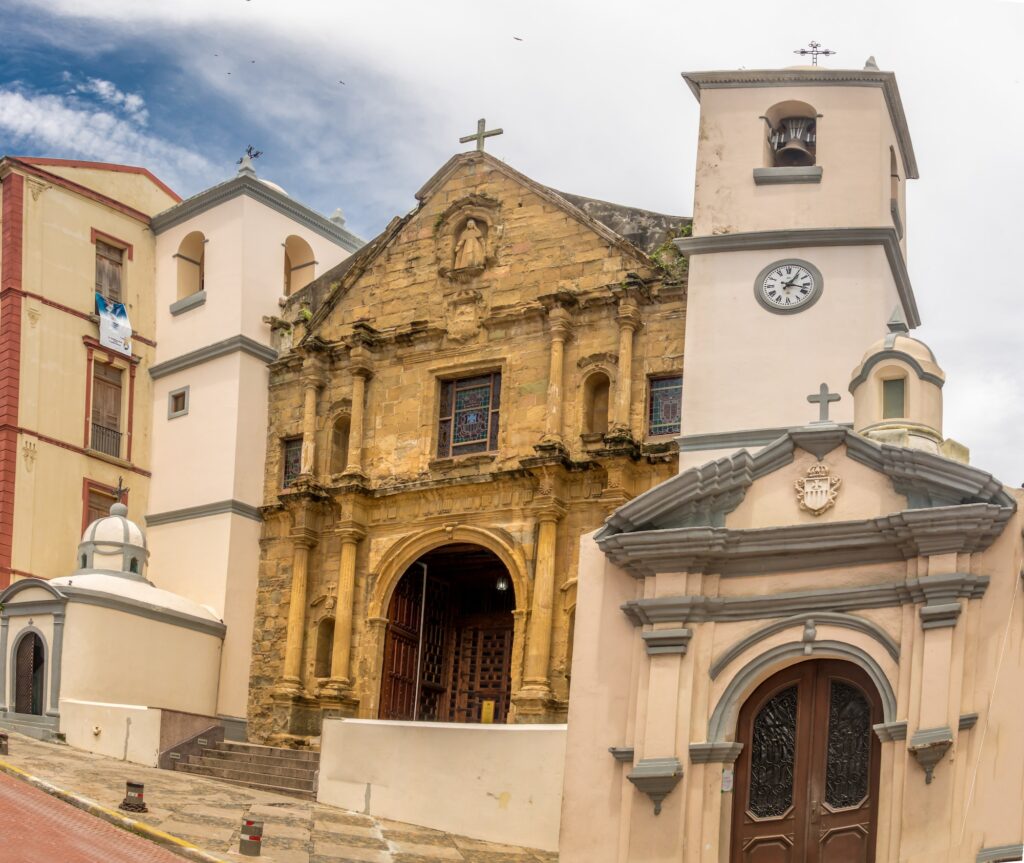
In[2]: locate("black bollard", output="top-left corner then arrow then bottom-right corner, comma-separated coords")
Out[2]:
239,818 -> 263,856
118,780 -> 148,813
0,731 -> 8,756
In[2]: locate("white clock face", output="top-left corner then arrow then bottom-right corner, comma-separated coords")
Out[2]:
753,260 -> 823,313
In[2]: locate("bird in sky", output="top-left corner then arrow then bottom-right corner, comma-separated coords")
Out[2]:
338,80 -> 346,85
513,36 -> 523,41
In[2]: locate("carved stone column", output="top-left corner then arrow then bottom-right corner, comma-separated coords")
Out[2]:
342,347 -> 373,478
540,307 -> 573,447
611,299 -> 641,438
298,362 -> 324,476
521,500 -> 567,702
279,533 -> 316,694
324,525 -> 366,690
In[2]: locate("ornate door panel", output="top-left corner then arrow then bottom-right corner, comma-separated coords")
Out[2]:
14,634 -> 44,716
447,613 -> 513,723
732,661 -> 881,863
379,574 -> 423,720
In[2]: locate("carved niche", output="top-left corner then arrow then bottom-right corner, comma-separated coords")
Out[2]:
435,194 -> 501,282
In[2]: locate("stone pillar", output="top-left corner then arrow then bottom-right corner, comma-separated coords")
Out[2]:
298,364 -> 323,476
279,535 -> 315,693
326,525 -> 365,688
522,501 -> 566,692
611,299 -> 641,436
541,307 -> 572,446
342,348 -> 373,478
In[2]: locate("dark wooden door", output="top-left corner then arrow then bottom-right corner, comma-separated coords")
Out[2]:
448,613 -> 513,723
731,661 -> 881,863
14,634 -> 44,716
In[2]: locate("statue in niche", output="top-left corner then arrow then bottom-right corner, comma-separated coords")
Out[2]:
454,219 -> 486,269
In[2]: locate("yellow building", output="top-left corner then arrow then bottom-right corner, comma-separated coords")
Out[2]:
0,157 -> 179,587
247,151 -> 689,742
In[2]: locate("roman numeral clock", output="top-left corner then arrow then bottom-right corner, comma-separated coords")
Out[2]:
754,259 -> 823,313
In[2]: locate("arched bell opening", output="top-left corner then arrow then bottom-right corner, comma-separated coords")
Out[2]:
379,543 -> 515,724
729,659 -> 882,863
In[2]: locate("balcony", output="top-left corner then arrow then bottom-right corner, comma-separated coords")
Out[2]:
90,423 -> 122,459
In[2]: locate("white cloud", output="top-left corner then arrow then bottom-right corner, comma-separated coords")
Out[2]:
72,76 -> 148,125
0,87 -> 216,192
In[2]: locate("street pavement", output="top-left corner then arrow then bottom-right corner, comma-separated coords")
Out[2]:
0,771 -> 189,863
0,732 -> 558,863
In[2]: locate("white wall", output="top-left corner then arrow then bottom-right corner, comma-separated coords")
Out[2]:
59,699 -> 162,767
318,719 -> 567,852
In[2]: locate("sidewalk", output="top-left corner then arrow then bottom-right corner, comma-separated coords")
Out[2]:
0,732 -> 558,863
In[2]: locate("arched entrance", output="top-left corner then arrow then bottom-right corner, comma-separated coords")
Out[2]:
379,543 -> 515,723
13,632 -> 45,716
730,659 -> 881,863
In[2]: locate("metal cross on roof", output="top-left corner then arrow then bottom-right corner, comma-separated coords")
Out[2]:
794,41 -> 836,66
807,383 -> 841,423
459,118 -> 503,152
114,476 -> 129,504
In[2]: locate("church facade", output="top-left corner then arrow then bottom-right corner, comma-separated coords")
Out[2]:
559,62 -> 1024,863
246,152 -> 689,741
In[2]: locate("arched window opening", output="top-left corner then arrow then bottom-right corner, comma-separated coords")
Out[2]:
80,554 -> 87,568
882,377 -> 906,419
283,235 -> 316,296
764,101 -> 817,168
315,618 -> 335,678
330,416 -> 351,474
175,231 -> 206,301
129,557 -> 139,574
582,373 -> 610,436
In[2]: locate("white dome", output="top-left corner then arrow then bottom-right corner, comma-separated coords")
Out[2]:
50,573 -> 222,625
77,501 -> 149,579
259,178 -> 288,196
81,502 -> 146,549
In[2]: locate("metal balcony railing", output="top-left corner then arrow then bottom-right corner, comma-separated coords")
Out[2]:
90,423 -> 122,458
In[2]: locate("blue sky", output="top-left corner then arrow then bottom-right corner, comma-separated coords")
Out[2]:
1,0 -> 1022,481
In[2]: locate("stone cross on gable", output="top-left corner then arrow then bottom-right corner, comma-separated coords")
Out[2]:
807,383 -> 841,423
459,118 -> 503,152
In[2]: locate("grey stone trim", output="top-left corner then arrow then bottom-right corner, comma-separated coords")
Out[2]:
75,541 -> 150,581
57,584 -> 226,638
167,385 -> 190,419
169,291 -> 207,316
146,499 -> 262,526
710,612 -> 899,679
707,641 -> 897,743
753,166 -> 823,185
0,617 -> 7,712
622,573 -> 989,626
753,258 -> 824,315
50,614 -> 64,716
608,746 -> 635,763
151,173 -> 364,252
627,757 -> 684,815
920,601 -> 961,630
848,349 -> 944,391
0,711 -> 60,740
641,628 -> 692,655
890,199 -> 904,240
689,742 -> 743,764
673,226 -> 920,328
873,720 -> 908,742
681,68 -> 919,179
959,713 -> 979,731
681,426 -> 794,453
977,844 -> 1024,862
0,577 -> 69,606
218,715 -> 248,742
908,725 -> 954,784
149,334 -> 277,380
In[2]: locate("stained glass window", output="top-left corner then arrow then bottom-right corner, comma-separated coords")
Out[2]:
648,375 -> 682,436
437,373 -> 501,458
282,437 -> 303,487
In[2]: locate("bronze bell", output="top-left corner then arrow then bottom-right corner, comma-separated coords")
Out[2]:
775,137 -> 815,167
772,117 -> 816,168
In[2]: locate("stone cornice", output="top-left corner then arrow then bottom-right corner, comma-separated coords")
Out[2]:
150,334 -> 277,380
673,227 -> 919,328
681,68 -> 918,179
621,573 -> 989,625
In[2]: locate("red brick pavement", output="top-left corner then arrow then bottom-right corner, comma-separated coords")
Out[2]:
0,772 -> 189,863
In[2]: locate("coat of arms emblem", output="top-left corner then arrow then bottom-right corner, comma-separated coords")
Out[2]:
794,463 -> 842,515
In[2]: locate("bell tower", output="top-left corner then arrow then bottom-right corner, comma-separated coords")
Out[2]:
676,60 -> 919,467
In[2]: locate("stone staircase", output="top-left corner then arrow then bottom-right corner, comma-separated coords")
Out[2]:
173,739 -> 320,799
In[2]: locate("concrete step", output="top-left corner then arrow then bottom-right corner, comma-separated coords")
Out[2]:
175,760 -> 316,793
172,763 -> 315,800
200,748 -> 320,772
221,740 -> 320,764
187,755 -> 317,782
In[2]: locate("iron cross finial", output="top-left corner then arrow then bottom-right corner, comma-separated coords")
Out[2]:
459,118 -> 503,152
794,41 -> 836,66
807,383 -> 841,423
114,476 -> 129,504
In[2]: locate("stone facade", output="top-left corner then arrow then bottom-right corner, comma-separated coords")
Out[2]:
247,151 -> 689,741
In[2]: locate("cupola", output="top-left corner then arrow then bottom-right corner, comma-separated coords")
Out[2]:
75,500 -> 149,581
849,311 -> 967,462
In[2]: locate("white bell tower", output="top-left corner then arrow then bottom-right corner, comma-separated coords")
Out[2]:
676,60 -> 919,468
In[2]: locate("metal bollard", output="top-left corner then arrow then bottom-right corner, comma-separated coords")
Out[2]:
239,818 -> 263,856
118,780 -> 148,813
0,731 -> 8,756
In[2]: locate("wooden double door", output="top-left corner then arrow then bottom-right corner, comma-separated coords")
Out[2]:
731,661 -> 881,863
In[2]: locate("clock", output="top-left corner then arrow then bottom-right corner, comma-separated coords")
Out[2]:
754,259 -> 823,314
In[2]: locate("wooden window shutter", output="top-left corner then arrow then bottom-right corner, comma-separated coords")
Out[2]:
92,364 -> 122,432
95,240 -> 124,303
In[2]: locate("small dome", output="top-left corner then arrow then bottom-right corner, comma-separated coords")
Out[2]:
82,502 -> 146,549
859,331 -> 939,371
77,499 -> 149,580
259,178 -> 288,196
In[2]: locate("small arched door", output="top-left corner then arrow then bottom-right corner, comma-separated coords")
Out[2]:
731,660 -> 881,863
13,632 -> 45,716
